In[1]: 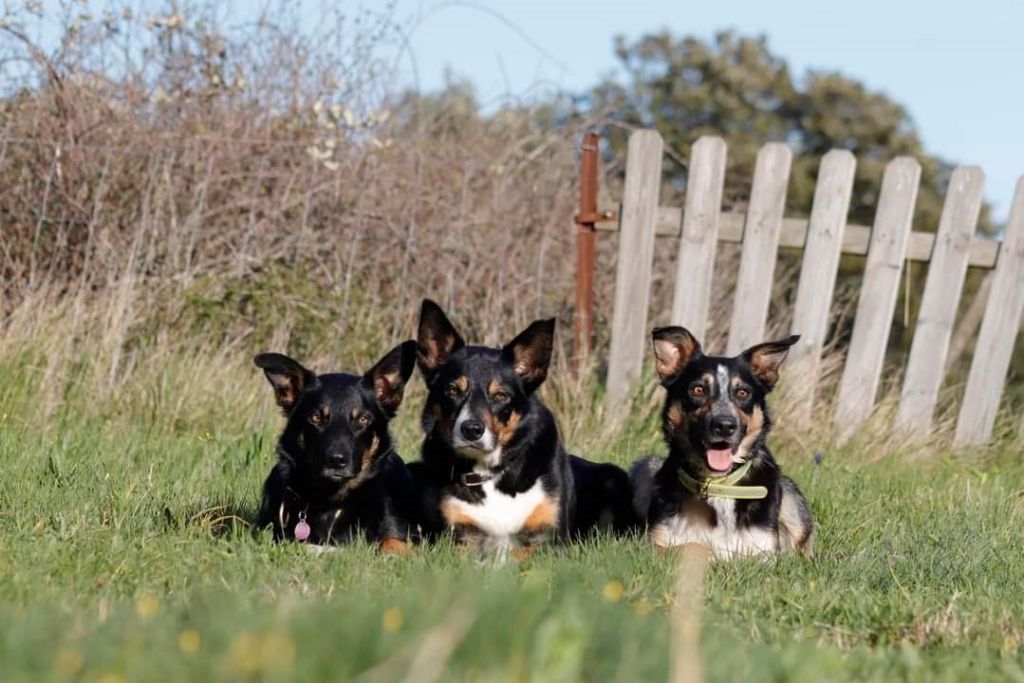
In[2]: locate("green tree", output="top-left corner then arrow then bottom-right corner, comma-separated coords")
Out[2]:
588,30 -> 991,233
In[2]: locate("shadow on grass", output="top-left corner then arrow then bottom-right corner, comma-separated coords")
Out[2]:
164,500 -> 262,539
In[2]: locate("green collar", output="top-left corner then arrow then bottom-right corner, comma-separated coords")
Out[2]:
678,460 -> 768,500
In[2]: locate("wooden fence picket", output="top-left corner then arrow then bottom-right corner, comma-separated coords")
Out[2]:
833,157 -> 921,440
955,178 -> 1024,445
670,136 -> 728,342
897,166 -> 985,431
592,129 -> 1020,442
788,150 -> 856,421
727,143 -> 792,354
606,129 -> 664,405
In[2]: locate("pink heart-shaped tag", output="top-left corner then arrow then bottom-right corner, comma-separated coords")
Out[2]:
294,520 -> 311,542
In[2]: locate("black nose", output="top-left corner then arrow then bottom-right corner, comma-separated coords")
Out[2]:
460,419 -> 485,442
709,415 -> 738,439
326,453 -> 348,468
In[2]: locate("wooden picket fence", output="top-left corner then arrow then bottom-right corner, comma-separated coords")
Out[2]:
596,129 -> 1024,445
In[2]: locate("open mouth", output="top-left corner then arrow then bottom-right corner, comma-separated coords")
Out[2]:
704,442 -> 735,473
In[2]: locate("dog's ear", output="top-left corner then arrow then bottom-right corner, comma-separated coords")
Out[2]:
254,353 -> 318,412
741,335 -> 801,391
502,318 -> 555,393
416,299 -> 465,383
651,326 -> 701,384
363,340 -> 417,417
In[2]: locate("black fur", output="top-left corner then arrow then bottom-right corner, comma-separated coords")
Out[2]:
253,342 -> 422,550
409,299 -> 635,554
630,327 -> 813,556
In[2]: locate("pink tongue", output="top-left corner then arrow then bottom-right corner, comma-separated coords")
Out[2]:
706,448 -> 733,472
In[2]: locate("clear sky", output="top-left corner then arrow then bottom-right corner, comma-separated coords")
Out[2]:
383,0 -> 1023,224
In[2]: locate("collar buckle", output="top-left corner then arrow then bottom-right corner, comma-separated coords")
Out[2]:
460,471 -> 495,487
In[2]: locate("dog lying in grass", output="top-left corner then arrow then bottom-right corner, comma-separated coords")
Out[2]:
630,326 -> 813,559
409,299 -> 636,559
253,342 -> 421,554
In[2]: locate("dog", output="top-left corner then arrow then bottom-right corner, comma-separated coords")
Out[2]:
629,326 -> 813,559
253,342 -> 421,554
408,299 -> 635,558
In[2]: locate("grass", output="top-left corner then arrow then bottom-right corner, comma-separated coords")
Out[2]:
1,342 -> 1023,683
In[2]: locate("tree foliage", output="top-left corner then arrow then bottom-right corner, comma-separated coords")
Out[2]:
589,31 -> 991,232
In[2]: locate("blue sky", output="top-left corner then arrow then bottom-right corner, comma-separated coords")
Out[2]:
383,0 -> 1023,223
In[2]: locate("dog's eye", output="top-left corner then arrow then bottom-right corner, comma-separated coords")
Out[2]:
735,387 -> 751,401
308,410 -> 325,427
492,390 -> 512,403
355,413 -> 372,429
445,383 -> 463,398
689,385 -> 705,398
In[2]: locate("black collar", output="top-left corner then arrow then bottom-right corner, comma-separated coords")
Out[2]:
459,471 -> 494,487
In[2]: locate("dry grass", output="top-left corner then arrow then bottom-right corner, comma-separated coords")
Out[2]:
1,2 -> 1019,457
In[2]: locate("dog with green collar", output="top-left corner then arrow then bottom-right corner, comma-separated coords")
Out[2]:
629,327 -> 813,559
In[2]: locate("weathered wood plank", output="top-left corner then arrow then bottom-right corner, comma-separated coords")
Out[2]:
834,157 -> 921,440
670,136 -> 728,341
727,144 -> 792,354
788,150 -> 857,420
606,129 -> 664,405
898,166 -> 985,431
595,209 -> 999,268
955,177 -> 1024,445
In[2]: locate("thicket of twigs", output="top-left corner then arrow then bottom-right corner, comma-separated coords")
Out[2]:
0,3 -> 1018,444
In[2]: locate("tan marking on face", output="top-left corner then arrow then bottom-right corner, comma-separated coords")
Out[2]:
734,405 -> 764,461
488,379 -> 511,399
498,410 -> 521,447
342,434 -> 380,493
522,496 -> 560,532
481,405 -> 500,437
379,538 -> 411,555
455,376 -> 469,392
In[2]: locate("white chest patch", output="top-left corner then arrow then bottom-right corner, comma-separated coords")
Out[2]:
653,497 -> 778,560
445,479 -> 550,538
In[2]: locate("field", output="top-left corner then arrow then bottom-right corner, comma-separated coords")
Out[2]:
2,5 -> 1023,681
2,337 -> 1023,682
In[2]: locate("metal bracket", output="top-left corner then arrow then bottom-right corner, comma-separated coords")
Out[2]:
575,209 -> 617,224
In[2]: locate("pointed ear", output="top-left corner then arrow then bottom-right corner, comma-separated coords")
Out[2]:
651,326 -> 701,384
364,340 -> 417,416
416,299 -> 465,383
502,318 -> 556,393
254,353 -> 318,412
741,335 -> 801,390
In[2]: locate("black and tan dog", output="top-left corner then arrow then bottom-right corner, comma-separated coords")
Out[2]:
254,342 -> 421,554
630,326 -> 813,559
409,300 -> 635,558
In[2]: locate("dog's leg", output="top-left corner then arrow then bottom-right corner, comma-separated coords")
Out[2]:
379,538 -> 412,556
778,477 -> 814,557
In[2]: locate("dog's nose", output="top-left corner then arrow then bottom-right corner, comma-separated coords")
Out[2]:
460,419 -> 485,442
709,415 -> 738,438
326,453 -> 348,468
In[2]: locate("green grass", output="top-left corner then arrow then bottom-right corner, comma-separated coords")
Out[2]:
1,349 -> 1023,683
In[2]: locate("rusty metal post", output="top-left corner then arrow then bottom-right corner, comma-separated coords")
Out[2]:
573,132 -> 600,367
